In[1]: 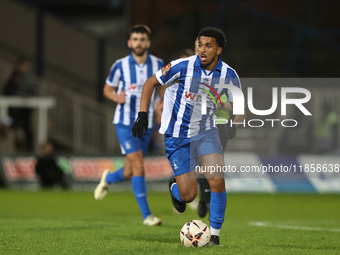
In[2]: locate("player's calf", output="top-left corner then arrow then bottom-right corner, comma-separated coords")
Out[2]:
169,178 -> 186,213
206,177 -> 225,193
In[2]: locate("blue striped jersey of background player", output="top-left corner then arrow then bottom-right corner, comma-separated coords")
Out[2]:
106,52 -> 164,128
155,55 -> 241,138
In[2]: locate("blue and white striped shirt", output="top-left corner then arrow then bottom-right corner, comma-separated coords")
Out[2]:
155,55 -> 241,138
106,53 -> 164,128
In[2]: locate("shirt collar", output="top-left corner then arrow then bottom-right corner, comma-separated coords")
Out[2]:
129,52 -> 151,65
194,55 -> 222,72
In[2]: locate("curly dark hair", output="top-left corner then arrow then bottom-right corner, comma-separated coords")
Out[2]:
128,24 -> 152,39
197,27 -> 227,48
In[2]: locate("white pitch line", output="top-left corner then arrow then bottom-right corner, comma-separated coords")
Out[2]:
249,222 -> 340,232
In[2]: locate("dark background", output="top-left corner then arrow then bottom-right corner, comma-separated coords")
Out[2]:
0,0 -> 339,155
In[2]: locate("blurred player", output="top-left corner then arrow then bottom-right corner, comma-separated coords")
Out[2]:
132,27 -> 245,245
94,24 -> 164,226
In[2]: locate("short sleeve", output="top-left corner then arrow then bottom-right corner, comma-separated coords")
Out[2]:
106,61 -> 121,87
155,59 -> 183,85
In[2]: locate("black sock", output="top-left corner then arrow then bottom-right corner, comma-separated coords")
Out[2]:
198,177 -> 210,203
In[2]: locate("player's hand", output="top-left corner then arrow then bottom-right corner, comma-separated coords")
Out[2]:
226,125 -> 236,139
116,89 -> 126,104
132,112 -> 148,138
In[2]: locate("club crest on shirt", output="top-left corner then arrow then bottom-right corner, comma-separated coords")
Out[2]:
162,63 -> 171,76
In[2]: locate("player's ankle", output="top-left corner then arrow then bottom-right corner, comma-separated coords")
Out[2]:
210,226 -> 221,236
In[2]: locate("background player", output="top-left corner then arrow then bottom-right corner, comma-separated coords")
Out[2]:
94,24 -> 163,226
133,27 -> 246,245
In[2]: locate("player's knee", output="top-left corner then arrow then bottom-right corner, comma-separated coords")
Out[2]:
132,160 -> 144,175
127,158 -> 144,176
124,172 -> 133,180
180,189 -> 197,203
132,165 -> 144,176
208,178 -> 225,193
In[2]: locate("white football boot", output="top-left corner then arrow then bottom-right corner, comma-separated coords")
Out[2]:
143,214 -> 162,226
94,169 -> 110,200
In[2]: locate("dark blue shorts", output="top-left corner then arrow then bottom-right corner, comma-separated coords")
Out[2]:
164,128 -> 223,176
115,124 -> 153,156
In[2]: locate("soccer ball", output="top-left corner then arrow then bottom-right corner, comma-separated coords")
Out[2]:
180,220 -> 211,247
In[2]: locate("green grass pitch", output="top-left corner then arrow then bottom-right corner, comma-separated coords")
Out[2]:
0,190 -> 339,255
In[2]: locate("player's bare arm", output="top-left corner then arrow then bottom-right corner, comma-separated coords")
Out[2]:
156,83 -> 166,100
103,83 -> 126,104
225,103 -> 246,139
139,75 -> 161,112
221,101 -> 232,111
231,102 -> 246,128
